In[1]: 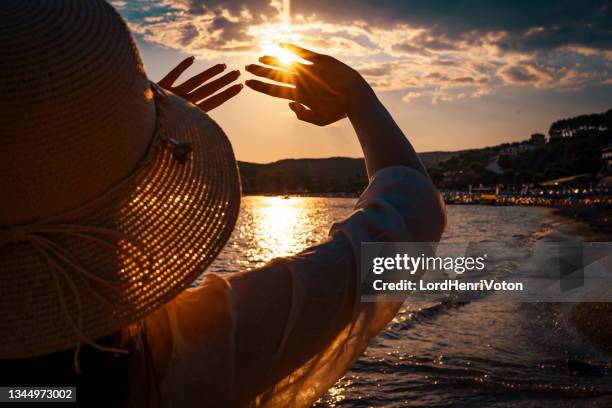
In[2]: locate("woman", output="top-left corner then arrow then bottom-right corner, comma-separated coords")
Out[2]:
0,1 -> 445,407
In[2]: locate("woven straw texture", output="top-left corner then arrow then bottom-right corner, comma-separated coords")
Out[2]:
0,0 -> 241,358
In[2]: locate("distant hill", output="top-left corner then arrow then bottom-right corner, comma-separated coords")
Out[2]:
238,151 -> 467,194
238,108 -> 611,194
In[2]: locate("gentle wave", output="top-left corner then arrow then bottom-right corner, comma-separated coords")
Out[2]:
207,198 -> 612,407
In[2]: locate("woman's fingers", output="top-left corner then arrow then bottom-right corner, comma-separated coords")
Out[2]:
245,79 -> 296,100
288,102 -> 327,126
289,102 -> 345,126
197,84 -> 243,112
187,70 -> 241,102
158,56 -> 195,89
173,63 -> 227,95
288,102 -> 319,123
279,43 -> 321,62
245,64 -> 295,85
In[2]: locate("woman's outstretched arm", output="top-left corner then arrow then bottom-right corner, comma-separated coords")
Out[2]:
347,87 -> 428,178
245,43 -> 427,178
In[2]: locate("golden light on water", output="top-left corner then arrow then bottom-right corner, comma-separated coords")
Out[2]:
252,196 -> 306,257
203,196 -> 349,277
221,195 -> 343,271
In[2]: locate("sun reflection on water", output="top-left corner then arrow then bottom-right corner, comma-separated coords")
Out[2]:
205,196 -> 356,274
252,196 -> 307,257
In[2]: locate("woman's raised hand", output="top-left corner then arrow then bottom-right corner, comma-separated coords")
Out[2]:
158,57 -> 243,112
245,44 -> 373,126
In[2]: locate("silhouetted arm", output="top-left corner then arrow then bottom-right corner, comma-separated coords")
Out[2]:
347,85 -> 427,178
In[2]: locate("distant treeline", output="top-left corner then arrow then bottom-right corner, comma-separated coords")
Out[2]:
238,157 -> 368,195
238,151 -> 462,194
238,108 -> 612,194
434,108 -> 611,189
549,109 -> 612,139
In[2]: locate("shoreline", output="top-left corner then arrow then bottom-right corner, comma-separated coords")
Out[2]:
545,206 -> 612,355
552,205 -> 612,237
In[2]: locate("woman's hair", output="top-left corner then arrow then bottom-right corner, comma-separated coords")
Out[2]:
0,323 -> 159,406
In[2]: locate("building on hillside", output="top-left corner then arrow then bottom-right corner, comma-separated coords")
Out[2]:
499,142 -> 537,156
602,144 -> 612,171
485,158 -> 504,175
540,174 -> 592,192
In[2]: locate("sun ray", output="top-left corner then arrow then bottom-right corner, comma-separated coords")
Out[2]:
250,0 -> 303,66
282,0 -> 291,22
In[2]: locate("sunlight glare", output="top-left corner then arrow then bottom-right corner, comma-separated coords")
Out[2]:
261,44 -> 301,65
236,195 -> 313,263
251,0 -> 302,67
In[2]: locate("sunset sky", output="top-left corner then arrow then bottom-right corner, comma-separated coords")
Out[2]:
114,0 -> 612,163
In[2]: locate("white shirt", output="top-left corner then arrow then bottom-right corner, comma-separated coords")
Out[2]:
129,165 -> 446,407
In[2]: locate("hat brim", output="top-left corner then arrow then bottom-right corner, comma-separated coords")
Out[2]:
0,87 -> 241,358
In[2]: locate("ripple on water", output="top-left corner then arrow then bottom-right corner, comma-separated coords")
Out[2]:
206,199 -> 612,407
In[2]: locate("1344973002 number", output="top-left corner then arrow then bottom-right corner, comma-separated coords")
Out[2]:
0,387 -> 76,402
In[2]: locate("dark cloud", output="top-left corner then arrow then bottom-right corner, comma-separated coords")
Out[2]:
412,32 -> 459,51
165,0 -> 274,50
184,0 -> 275,17
359,62 -> 398,76
173,0 -> 612,54
454,76 -> 475,84
178,22 -> 199,46
425,72 -> 450,81
290,0 -> 612,52
123,0 -> 611,98
391,42 -> 424,54
391,32 -> 460,55
209,16 -> 252,45
433,59 -> 461,66
501,65 -> 539,83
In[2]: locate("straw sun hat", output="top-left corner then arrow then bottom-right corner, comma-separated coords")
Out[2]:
0,0 -> 241,358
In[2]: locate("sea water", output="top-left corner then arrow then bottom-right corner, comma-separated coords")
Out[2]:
205,197 -> 612,407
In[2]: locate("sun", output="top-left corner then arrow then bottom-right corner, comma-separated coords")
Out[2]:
250,17 -> 302,67
261,43 -> 301,66
246,0 -> 303,66
254,21 -> 302,66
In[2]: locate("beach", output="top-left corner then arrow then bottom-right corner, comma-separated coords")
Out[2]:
552,207 -> 612,355
554,206 -> 612,237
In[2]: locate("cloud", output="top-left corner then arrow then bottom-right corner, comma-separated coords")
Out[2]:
500,65 -> 539,84
402,91 -> 421,103
290,0 -> 612,52
117,0 -> 612,104
177,22 -> 199,46
110,0 -> 127,9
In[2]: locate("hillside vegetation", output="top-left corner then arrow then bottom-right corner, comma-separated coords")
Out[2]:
237,109 -> 611,194
238,151 -> 464,194
432,108 -> 611,189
